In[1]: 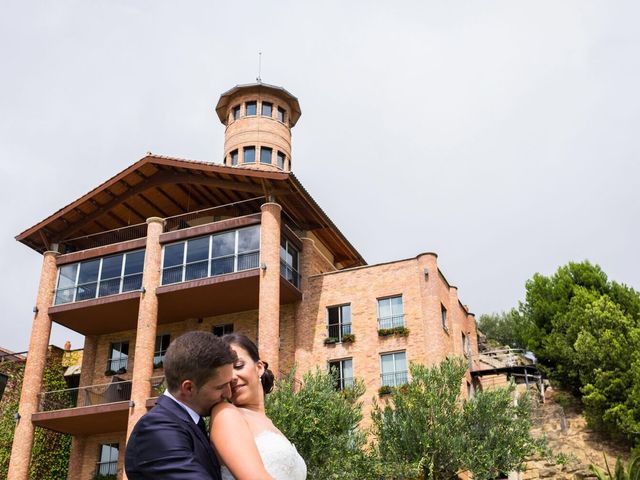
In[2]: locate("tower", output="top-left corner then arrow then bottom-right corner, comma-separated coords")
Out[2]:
215,83 -> 301,172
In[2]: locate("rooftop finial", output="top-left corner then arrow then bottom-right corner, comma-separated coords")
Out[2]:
256,51 -> 262,83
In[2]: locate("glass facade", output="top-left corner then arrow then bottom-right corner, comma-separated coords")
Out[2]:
161,225 -> 260,285
54,250 -> 144,305
280,238 -> 300,287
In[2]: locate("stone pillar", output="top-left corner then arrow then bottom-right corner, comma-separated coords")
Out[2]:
77,335 -> 98,407
126,217 -> 163,440
66,436 -> 86,480
8,251 -> 59,480
258,203 -> 281,375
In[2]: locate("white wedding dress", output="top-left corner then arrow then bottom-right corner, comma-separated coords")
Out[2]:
220,430 -> 307,480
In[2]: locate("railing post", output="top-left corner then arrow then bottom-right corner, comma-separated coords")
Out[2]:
126,217 -> 164,440
8,251 -> 58,480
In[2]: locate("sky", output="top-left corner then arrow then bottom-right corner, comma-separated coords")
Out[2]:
1,1 -> 638,352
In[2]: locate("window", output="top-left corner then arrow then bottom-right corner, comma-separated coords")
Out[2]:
462,332 -> 471,358
161,226 -> 260,285
380,351 -> 407,387
276,151 -> 285,169
154,334 -> 170,368
243,146 -> 255,164
213,324 -> 234,337
378,296 -> 404,329
107,341 -> 129,373
280,238 -> 300,287
96,443 -> 119,477
441,304 -> 448,331
328,358 -> 353,391
245,101 -> 257,116
261,102 -> 272,117
260,147 -> 272,164
277,106 -> 286,122
230,149 -> 238,166
54,250 -> 145,305
327,304 -> 351,341
232,105 -> 241,120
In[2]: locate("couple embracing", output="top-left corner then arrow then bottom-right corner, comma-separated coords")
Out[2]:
125,331 -> 307,479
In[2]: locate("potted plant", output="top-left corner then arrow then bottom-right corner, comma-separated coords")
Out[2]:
324,337 -> 339,345
378,385 -> 392,396
341,333 -> 356,343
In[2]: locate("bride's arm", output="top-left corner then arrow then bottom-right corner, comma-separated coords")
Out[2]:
210,402 -> 274,480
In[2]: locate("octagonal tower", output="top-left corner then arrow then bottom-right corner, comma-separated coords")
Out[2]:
216,83 -> 301,172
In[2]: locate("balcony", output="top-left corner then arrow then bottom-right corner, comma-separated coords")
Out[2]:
377,314 -> 405,330
32,379 -> 132,435
380,371 -> 409,387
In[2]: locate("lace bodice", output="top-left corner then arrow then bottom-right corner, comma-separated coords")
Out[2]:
220,430 -> 307,480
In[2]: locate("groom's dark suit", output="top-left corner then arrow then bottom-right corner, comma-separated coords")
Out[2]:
125,394 -> 221,479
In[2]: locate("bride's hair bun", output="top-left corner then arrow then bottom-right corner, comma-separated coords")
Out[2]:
260,361 -> 275,394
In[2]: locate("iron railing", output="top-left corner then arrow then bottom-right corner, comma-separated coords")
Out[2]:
59,223 -> 148,253
327,323 -> 352,341
280,260 -> 300,288
378,314 -> 405,329
163,198 -> 265,232
95,461 -> 118,477
380,371 -> 409,387
38,379 -> 132,412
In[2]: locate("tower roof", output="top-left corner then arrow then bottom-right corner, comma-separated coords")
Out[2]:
215,82 -> 302,127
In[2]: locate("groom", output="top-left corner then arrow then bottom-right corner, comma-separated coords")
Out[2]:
125,331 -> 236,479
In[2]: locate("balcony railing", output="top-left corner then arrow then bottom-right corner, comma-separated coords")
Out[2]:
95,461 -> 118,477
327,323 -> 352,341
58,223 -> 148,254
378,314 -> 405,329
336,376 -> 354,391
380,371 -> 409,387
161,251 -> 259,285
280,260 -> 300,288
163,197 -> 265,232
38,379 -> 132,412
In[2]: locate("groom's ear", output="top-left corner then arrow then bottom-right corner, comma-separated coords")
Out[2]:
179,379 -> 196,397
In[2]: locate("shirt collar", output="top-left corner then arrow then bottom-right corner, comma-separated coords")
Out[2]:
164,389 -> 201,425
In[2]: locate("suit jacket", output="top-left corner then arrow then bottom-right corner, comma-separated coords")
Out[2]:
125,394 -> 221,480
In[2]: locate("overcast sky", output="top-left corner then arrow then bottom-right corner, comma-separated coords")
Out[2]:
1,1 -> 638,352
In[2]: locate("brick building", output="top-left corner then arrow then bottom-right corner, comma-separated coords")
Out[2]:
9,82 -> 479,479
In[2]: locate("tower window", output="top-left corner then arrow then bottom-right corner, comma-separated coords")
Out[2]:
277,107 -> 286,123
245,101 -> 257,116
261,102 -> 273,117
260,147 -> 272,164
230,149 -> 238,166
232,105 -> 241,121
243,146 -> 255,164
276,151 -> 285,169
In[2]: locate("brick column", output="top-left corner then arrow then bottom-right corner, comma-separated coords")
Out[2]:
258,203 -> 281,375
8,251 -> 59,480
126,217 -> 163,439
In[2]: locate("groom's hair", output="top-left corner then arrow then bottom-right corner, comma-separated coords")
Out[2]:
164,331 -> 236,391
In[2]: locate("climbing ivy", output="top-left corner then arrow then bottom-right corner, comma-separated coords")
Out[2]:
0,350 -> 71,479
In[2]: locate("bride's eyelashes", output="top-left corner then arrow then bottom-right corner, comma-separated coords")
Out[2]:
234,361 -> 245,370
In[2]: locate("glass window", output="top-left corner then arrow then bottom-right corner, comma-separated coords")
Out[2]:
277,107 -> 286,122
232,105 -> 241,120
245,101 -> 257,116
162,243 -> 185,285
185,236 -> 210,281
213,324 -> 234,337
212,230 -> 236,275
261,102 -> 272,117
230,149 -> 238,166
154,334 -> 171,368
260,147 -> 272,164
280,238 -> 299,287
327,305 -> 351,341
462,332 -> 471,357
76,259 -> 100,301
441,304 -> 448,331
237,226 -> 260,271
243,146 -> 255,164
55,264 -> 78,304
328,358 -> 353,391
96,443 -> 119,476
276,151 -> 285,169
377,296 -> 404,329
123,250 -> 144,291
99,254 -> 123,297
380,351 -> 407,387
107,341 -> 129,373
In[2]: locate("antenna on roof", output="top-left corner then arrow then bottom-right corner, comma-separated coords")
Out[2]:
256,51 -> 262,83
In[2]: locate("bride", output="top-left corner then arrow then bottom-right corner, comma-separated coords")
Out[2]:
210,333 -> 307,480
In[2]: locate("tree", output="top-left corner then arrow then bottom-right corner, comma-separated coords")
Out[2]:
477,309 -> 530,350
371,357 -> 541,480
265,369 -> 377,480
518,261 -> 640,442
